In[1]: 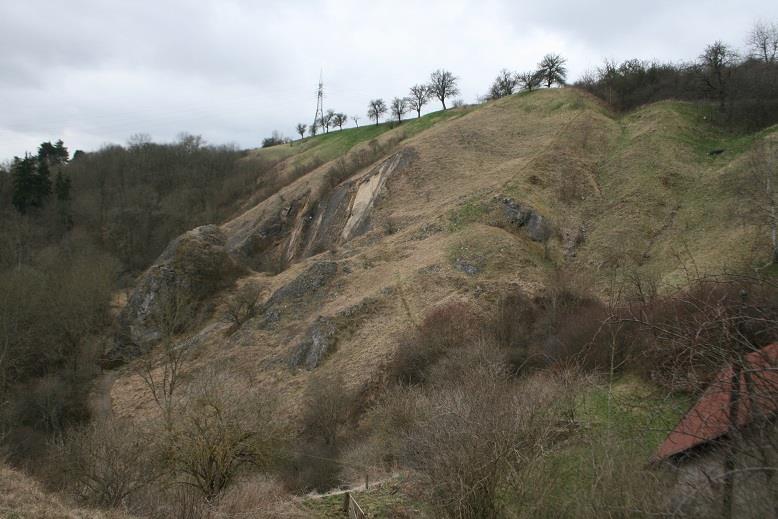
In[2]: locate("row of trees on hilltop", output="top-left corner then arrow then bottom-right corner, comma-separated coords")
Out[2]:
291,110 -> 351,141
287,68 -> 463,140
269,21 -> 778,144
281,56 -> 570,142
369,69 -> 462,125
487,53 -> 568,100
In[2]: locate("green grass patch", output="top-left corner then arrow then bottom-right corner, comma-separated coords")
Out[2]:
501,377 -> 690,517
448,200 -> 489,231
644,101 -> 777,161
255,107 -> 470,174
575,375 -> 690,449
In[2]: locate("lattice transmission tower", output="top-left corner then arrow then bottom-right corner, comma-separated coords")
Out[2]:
312,70 -> 324,134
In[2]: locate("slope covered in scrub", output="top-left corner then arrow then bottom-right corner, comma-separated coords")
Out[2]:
107,88 -> 776,423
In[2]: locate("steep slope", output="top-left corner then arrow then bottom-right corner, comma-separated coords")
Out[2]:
106,89 -> 777,421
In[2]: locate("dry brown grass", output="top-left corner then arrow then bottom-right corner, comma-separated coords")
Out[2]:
0,463 -> 134,518
105,90 -> 777,483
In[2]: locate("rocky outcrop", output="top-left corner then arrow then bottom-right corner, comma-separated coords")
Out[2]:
260,261 -> 338,327
289,316 -> 337,370
288,295 -> 382,370
498,197 -> 552,242
230,194 -> 309,273
105,225 -> 242,364
225,148 -> 416,273
340,149 -> 415,241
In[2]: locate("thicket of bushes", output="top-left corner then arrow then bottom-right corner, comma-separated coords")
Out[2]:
577,57 -> 778,132
354,268 -> 778,517
64,137 -> 262,272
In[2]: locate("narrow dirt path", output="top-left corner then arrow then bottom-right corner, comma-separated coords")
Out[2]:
305,474 -> 398,500
89,370 -> 118,419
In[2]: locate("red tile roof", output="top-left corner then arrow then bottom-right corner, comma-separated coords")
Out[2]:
652,343 -> 778,462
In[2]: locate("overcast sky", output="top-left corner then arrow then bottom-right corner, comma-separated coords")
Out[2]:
2,0 -> 777,161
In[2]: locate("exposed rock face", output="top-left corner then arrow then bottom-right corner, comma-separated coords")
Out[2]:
106,225 -> 242,364
455,258 -> 482,276
498,197 -> 552,242
261,261 -> 338,326
230,195 -> 309,273
340,149 -> 415,241
225,148 -> 416,273
289,316 -> 337,370
288,295 -> 381,370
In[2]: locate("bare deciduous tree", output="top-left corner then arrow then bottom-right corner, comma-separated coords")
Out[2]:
56,418 -> 162,507
351,115 -> 360,128
137,287 -> 194,426
700,41 -> 738,112
489,69 -> 519,99
169,372 -> 283,500
538,54 -> 568,88
389,97 -> 409,123
408,84 -> 431,118
747,20 -> 778,63
224,282 -> 262,332
517,70 -> 543,92
367,99 -> 387,125
429,69 -> 460,110
295,123 -> 307,140
322,110 -> 335,133
332,112 -> 348,130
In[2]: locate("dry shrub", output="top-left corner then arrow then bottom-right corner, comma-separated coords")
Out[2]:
621,273 -> 778,389
168,374 -> 285,501
213,474 -> 308,518
53,417 -> 163,507
285,372 -> 355,492
367,337 -> 584,518
383,362 -> 574,518
390,302 -> 482,385
301,371 -> 354,448
323,133 -> 406,189
493,277 -> 613,374
493,292 -> 540,373
224,282 -> 262,332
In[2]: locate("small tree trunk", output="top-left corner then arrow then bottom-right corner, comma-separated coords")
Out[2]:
768,172 -> 777,263
722,365 -> 741,519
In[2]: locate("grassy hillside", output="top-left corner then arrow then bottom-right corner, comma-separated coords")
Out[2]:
49,88 -> 778,517
252,108 -> 472,167
110,87 -> 778,427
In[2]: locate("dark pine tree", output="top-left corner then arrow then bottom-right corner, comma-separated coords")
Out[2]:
11,153 -> 53,214
53,139 -> 69,164
11,155 -> 36,214
32,158 -> 52,208
54,170 -> 71,202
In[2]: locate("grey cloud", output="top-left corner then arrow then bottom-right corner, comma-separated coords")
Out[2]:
2,0 -> 778,160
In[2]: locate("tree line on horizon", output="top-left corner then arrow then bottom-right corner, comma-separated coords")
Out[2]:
576,21 -> 778,130
274,55 -> 567,147
260,19 -> 778,146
